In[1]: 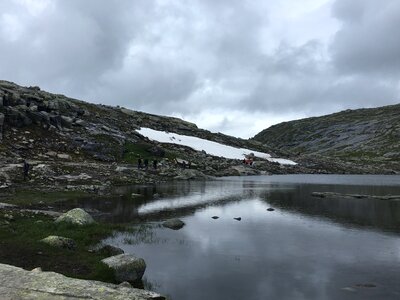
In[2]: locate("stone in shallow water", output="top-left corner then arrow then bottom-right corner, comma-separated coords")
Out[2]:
55,208 -> 95,226
102,254 -> 146,283
40,235 -> 76,250
162,218 -> 185,230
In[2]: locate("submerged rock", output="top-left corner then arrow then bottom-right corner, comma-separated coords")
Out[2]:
55,208 -> 95,226
102,254 -> 146,283
0,263 -> 163,299
40,235 -> 76,250
162,219 -> 185,230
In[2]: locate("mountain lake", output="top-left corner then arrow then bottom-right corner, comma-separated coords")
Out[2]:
58,175 -> 400,300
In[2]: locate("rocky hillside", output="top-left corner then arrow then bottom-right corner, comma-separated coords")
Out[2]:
0,80 -> 308,191
253,104 -> 400,173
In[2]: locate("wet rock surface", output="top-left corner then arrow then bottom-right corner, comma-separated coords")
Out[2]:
162,218 -> 185,230
311,192 -> 400,200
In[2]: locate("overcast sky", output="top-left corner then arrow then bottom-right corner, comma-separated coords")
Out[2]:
1,0 -> 399,138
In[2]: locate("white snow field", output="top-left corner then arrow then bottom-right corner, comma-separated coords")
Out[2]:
136,127 -> 296,165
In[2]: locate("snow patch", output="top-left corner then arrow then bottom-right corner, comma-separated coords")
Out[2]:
136,128 -> 296,165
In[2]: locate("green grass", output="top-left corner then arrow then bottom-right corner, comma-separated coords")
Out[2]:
123,141 -> 175,163
2,190 -> 90,206
0,212 -> 130,283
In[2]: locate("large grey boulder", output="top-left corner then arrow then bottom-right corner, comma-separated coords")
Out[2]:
55,208 -> 95,226
0,263 -> 164,299
40,235 -> 76,250
162,219 -> 185,230
102,254 -> 146,283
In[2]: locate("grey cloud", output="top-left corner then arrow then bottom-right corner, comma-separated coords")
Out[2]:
241,39 -> 399,116
331,0 -> 400,75
0,0 -> 153,94
0,0 -> 399,137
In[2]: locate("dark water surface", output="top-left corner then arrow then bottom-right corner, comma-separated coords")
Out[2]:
92,175 -> 399,299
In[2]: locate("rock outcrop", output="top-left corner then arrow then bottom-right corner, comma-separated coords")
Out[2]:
253,104 -> 400,173
0,263 -> 164,299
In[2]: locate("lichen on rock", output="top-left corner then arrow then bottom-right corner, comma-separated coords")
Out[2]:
55,208 -> 95,226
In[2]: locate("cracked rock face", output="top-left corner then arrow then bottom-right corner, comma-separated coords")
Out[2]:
0,263 -> 164,300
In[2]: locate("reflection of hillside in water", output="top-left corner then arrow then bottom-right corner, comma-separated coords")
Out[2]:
56,176 -> 400,232
260,184 -> 400,232
56,181 -> 264,223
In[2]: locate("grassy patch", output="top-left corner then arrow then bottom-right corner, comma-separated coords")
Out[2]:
2,190 -> 91,206
123,141 -> 175,163
124,142 -> 153,162
0,212 -> 128,283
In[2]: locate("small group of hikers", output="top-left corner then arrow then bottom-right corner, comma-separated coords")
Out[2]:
138,158 -> 158,170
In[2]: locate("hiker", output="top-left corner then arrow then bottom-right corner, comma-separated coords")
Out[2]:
153,159 -> 158,170
23,160 -> 30,181
138,158 -> 143,169
144,158 -> 149,170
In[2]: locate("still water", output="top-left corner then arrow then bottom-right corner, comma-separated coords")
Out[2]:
89,175 -> 400,299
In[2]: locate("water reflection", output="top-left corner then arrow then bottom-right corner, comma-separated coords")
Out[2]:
97,175 -> 400,300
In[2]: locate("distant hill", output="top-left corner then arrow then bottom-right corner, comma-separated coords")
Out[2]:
0,80 -> 303,190
252,104 -> 400,172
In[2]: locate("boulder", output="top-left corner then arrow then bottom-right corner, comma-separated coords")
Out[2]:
57,153 -> 71,160
55,208 -> 95,226
94,245 -> 124,256
101,254 -> 146,283
162,218 -> 185,230
40,235 -> 76,250
0,263 -> 163,299
60,116 -> 73,128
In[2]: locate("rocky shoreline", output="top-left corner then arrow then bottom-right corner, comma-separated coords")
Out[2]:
0,263 -> 164,300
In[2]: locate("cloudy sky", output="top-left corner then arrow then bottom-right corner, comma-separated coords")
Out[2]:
0,0 -> 399,137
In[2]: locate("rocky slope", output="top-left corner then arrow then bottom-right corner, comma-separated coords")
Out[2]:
0,80 -> 307,192
253,104 -> 400,173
